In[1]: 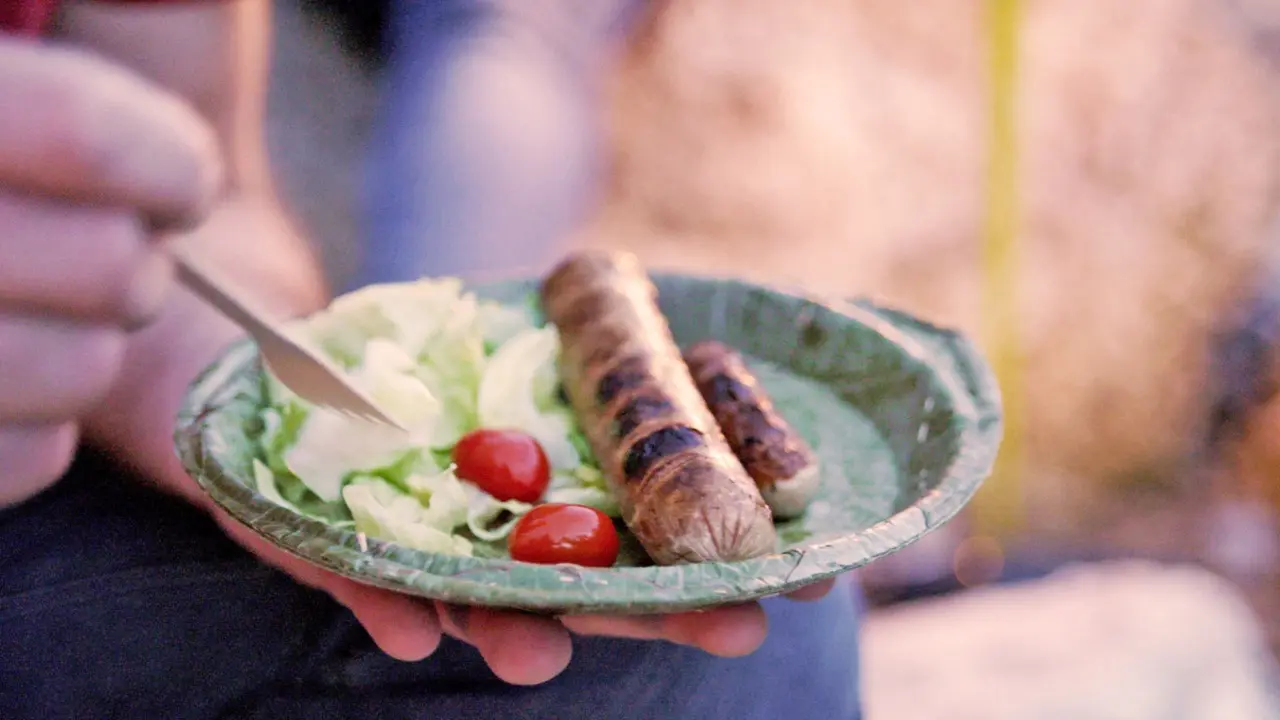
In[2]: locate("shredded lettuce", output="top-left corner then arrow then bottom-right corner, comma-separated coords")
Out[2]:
342,478 -> 475,556
478,301 -> 535,350
252,277 -> 611,558
281,338 -> 442,502
546,467 -> 619,517
252,460 -> 353,526
477,327 -> 580,470
465,485 -> 534,542
404,468 -> 471,530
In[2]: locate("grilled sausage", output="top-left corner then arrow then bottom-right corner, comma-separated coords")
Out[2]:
684,340 -> 820,519
540,250 -> 777,564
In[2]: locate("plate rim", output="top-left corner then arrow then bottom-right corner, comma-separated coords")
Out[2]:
174,273 -> 1003,614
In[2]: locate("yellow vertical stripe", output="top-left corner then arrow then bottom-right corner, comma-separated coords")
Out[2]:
973,0 -> 1024,538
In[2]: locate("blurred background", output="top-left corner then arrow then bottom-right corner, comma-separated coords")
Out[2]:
265,0 -> 1280,716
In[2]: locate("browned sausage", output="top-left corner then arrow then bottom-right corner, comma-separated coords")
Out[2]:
540,250 -> 777,564
683,340 -> 820,519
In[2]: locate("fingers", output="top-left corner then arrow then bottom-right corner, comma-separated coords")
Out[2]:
560,602 -> 769,658
211,492 -> 820,680
558,579 -> 832,655
438,603 -> 573,686
212,511 -> 443,662
0,423 -> 78,506
558,613 -> 669,642
0,195 -> 173,326
0,39 -> 222,230
784,577 -> 836,602
662,604 -> 769,656
328,582 -> 442,662
433,601 -> 769,686
0,316 -> 124,422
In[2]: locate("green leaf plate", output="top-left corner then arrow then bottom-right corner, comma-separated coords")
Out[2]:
174,274 -> 1002,615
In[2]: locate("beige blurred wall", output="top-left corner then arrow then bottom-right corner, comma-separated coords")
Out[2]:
264,0 -> 1280,521
575,0 -> 1280,519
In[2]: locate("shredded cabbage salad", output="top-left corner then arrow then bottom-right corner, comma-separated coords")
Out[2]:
251,278 -> 618,557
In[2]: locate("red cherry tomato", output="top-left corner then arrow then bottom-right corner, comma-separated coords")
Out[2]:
508,503 -> 620,567
452,429 -> 551,503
